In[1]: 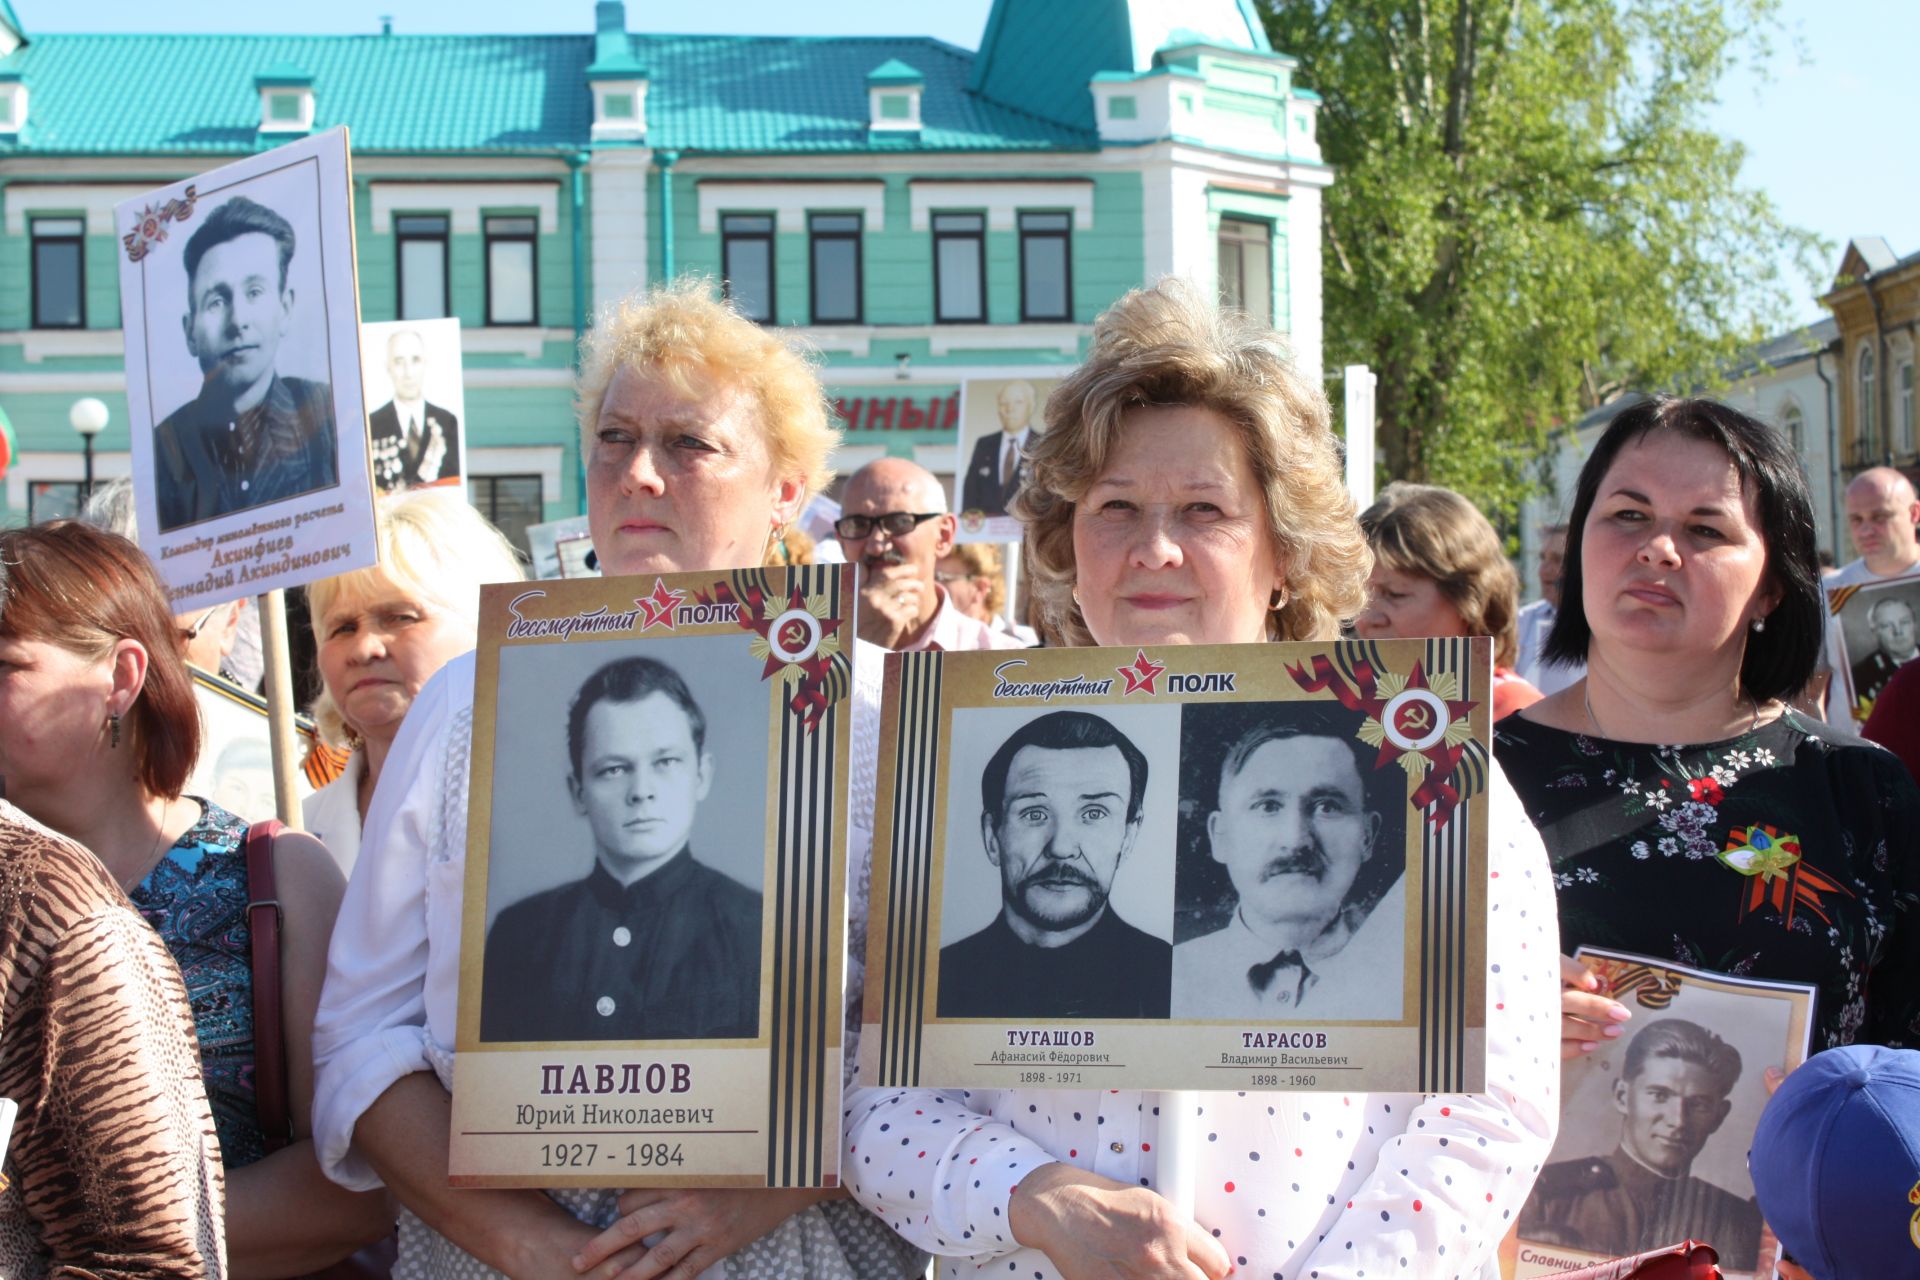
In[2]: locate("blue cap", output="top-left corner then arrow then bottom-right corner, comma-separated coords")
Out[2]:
1749,1044 -> 1920,1278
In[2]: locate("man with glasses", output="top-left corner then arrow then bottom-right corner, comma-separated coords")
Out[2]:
833,457 -> 1025,652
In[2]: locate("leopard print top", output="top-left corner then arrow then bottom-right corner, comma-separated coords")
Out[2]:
0,800 -> 227,1278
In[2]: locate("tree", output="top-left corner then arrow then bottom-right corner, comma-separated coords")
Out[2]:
1264,0 -> 1826,516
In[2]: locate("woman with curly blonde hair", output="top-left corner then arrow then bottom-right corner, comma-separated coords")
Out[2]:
844,280 -> 1560,1280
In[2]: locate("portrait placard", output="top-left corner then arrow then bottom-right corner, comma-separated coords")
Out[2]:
951,376 -> 1062,543
525,516 -> 598,581
117,127 -> 377,610
451,565 -> 854,1188
359,317 -> 465,495
188,667 -> 322,825
1513,947 -> 1816,1279
1827,570 -> 1920,725
860,636 -> 1493,1093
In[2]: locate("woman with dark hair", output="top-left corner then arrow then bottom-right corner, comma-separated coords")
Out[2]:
0,521 -> 392,1276
1492,397 -> 1920,1061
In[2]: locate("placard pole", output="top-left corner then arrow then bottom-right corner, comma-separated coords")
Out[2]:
257,588 -> 304,830
1158,1090 -> 1197,1222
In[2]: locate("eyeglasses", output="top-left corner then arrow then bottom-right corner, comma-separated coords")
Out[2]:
934,570 -> 975,585
178,603 -> 224,643
833,511 -> 942,540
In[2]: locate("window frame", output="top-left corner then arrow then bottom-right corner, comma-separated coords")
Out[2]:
931,212 -> 987,325
1898,358 -> 1916,457
1217,216 -> 1274,326
30,215 -> 86,331
468,472 -> 545,556
720,213 -> 777,324
808,212 -> 864,326
1017,211 -> 1073,324
1778,399 -> 1805,456
26,479 -> 85,524
394,213 -> 451,321
1859,344 -> 1879,459
483,214 -> 540,328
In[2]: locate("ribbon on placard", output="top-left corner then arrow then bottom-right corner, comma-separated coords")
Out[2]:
1286,653 -> 1481,828
696,571 -> 848,731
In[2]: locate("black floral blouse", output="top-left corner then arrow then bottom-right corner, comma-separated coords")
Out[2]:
1494,709 -> 1920,1050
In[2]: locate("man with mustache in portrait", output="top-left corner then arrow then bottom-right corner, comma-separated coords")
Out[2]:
1171,709 -> 1406,1021
937,710 -> 1171,1019
153,195 -> 338,531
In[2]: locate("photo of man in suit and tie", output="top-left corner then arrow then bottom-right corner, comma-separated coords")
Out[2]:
960,378 -> 1049,522
364,320 -> 464,494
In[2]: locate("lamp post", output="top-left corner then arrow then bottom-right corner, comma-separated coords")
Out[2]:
68,397 -> 109,501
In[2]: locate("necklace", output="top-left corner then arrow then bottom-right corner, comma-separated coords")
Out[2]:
1583,685 -> 1762,742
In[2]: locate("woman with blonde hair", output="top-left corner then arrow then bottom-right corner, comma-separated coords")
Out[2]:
312,281 -> 924,1280
1356,481 -> 1543,720
843,280 -> 1560,1279
303,488 -> 525,872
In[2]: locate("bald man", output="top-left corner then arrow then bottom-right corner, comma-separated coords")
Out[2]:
1826,468 -> 1920,725
833,457 -> 1025,652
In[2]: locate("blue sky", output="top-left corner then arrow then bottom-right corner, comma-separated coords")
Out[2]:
22,0 -> 1917,323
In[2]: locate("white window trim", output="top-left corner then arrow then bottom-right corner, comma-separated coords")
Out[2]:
696,182 -> 885,235
460,326 -> 574,359
0,82 -> 26,135
5,450 -> 132,511
908,181 -> 1094,232
257,87 -> 315,134
468,446 -> 565,503
369,182 -> 559,236
5,183 -> 155,236
591,80 -> 648,141
868,87 -> 922,132
2,329 -> 125,363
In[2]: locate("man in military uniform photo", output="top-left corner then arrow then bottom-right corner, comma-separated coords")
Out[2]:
961,379 -> 1037,518
367,327 -> 460,493
153,195 -> 338,531
1520,1018 -> 1763,1268
937,709 -> 1170,1019
479,656 -> 761,1043
1850,595 -> 1919,711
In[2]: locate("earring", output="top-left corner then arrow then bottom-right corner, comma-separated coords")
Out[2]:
108,712 -> 122,750
1269,587 -> 1290,612
1070,584 -> 1083,610
1751,616 -> 1766,633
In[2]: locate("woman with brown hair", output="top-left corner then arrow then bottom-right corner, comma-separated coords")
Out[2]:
1356,481 -> 1543,720
0,520 -> 392,1277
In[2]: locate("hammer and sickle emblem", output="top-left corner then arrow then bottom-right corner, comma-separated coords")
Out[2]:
780,621 -> 809,651
1398,704 -> 1433,733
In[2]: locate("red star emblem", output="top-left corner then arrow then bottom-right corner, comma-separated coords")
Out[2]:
1116,649 -> 1167,695
635,578 -> 686,632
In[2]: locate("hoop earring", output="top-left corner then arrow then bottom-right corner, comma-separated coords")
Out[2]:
108,712 -> 122,750
1269,587 -> 1290,612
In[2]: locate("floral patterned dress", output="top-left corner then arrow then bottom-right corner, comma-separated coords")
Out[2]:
1493,710 -> 1920,1049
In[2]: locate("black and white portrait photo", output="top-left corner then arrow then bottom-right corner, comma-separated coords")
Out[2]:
1835,574 -> 1920,717
935,705 -> 1176,1020
361,317 -> 465,494
952,376 -> 1060,541
1170,701 -> 1407,1022
119,129 -> 378,609
151,191 -> 338,530
479,641 -> 770,1044
1519,951 -> 1816,1272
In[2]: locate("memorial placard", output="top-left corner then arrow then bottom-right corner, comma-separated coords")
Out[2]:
1827,569 -> 1920,725
451,565 -> 854,1187
861,637 -> 1494,1094
952,376 -> 1061,543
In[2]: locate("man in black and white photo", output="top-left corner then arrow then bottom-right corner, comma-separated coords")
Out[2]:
937,710 -> 1170,1019
153,195 -> 337,530
1521,1018 -> 1763,1268
368,327 -> 460,493
480,656 -> 761,1043
1172,711 -> 1404,1020
961,379 -> 1036,518
1850,594 -> 1919,710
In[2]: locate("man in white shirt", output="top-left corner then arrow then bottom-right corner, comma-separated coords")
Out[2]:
835,457 -> 1024,652
1823,467 -> 1920,725
1515,523 -> 1583,695
1171,710 -> 1404,1021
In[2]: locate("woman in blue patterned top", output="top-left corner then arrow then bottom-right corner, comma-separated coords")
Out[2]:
0,520 -> 393,1276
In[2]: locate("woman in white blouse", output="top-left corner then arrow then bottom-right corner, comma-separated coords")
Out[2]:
840,280 -> 1564,1279
303,489 -> 523,873
310,283 -> 925,1280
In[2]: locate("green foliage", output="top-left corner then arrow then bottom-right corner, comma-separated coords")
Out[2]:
1266,0 -> 1828,518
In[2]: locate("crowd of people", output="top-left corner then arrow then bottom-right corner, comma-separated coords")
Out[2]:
2,273 -> 1917,1280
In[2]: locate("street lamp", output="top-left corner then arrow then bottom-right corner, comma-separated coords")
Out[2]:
68,397 -> 109,501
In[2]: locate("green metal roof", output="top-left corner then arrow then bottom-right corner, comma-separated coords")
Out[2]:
0,29 -> 1092,156
866,58 -> 924,86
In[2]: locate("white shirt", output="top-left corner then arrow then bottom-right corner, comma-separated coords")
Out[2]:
1514,599 -> 1582,697
302,748 -> 363,876
391,396 -> 426,439
1170,878 -> 1407,1021
998,429 -> 1030,486
842,763 -> 1562,1280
